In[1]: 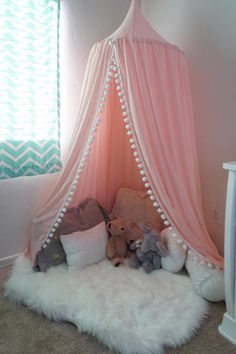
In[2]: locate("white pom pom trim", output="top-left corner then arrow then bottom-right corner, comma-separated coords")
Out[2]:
43,55 -> 116,248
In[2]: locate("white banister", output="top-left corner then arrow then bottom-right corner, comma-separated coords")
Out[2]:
219,161 -> 236,345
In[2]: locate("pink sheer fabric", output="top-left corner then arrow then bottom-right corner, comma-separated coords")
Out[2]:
117,39 -> 223,267
25,0 -> 223,269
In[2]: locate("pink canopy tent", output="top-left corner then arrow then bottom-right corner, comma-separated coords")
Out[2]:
25,0 -> 223,269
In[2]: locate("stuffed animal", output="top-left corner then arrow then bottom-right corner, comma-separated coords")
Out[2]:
129,223 -> 168,273
160,227 -> 187,273
160,226 -> 225,302
106,218 -> 128,267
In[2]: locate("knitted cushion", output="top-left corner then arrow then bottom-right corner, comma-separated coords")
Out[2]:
110,188 -> 165,242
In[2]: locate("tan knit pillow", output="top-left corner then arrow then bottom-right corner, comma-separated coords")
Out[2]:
110,188 -> 165,242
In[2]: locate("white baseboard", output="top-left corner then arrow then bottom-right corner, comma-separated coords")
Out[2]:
219,313 -> 236,346
0,253 -> 22,269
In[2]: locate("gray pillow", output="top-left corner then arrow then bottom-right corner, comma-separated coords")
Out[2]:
35,239 -> 66,272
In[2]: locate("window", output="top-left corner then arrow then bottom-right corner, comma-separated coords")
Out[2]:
0,0 -> 62,179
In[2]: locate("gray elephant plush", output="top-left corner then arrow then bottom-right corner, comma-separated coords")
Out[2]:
129,223 -> 168,273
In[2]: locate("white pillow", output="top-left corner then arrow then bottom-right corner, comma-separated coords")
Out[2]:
60,221 -> 108,270
185,251 -> 225,302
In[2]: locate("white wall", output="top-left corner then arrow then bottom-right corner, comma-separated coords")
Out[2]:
142,0 -> 236,254
0,0 -> 131,261
60,0 -> 132,161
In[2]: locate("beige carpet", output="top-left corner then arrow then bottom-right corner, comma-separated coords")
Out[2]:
0,266 -> 235,354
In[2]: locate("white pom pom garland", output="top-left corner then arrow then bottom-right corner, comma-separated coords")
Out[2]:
111,45 -> 172,233
42,55 -> 116,249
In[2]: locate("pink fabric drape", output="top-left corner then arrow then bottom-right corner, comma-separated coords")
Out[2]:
117,39 -> 223,268
25,0 -> 223,269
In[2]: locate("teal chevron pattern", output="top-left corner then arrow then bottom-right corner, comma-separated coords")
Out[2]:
0,0 -> 61,179
0,140 -> 62,179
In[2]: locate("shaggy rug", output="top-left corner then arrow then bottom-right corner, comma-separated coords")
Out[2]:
4,256 -> 208,354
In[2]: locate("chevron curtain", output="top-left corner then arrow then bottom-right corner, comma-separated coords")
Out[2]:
0,0 -> 62,179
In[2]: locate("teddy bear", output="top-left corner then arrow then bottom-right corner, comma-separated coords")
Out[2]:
129,223 -> 168,273
106,218 -> 128,267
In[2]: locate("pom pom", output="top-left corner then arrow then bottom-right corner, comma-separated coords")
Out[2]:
176,239 -> 183,244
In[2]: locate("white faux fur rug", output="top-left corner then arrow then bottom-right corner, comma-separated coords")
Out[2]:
4,256 -> 208,354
